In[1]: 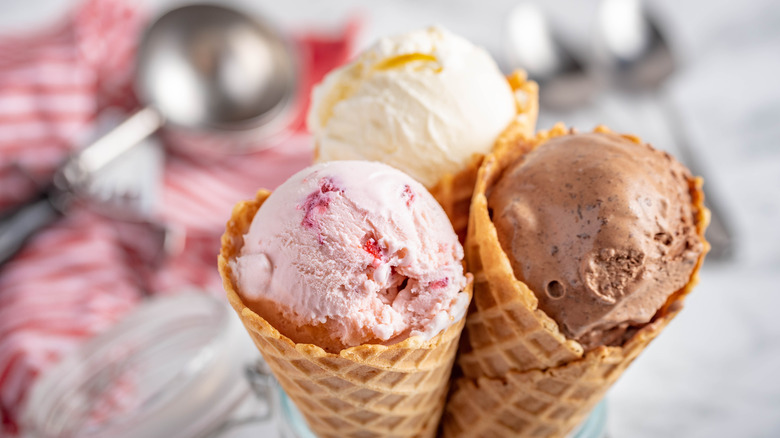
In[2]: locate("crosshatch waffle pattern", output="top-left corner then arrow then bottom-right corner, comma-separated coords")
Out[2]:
443,310 -> 673,438
430,70 -> 538,242
219,190 -> 471,438
441,126 -> 710,437
457,125 -> 582,380
248,313 -> 463,438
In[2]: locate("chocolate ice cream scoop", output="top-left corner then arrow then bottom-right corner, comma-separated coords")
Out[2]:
488,131 -> 704,350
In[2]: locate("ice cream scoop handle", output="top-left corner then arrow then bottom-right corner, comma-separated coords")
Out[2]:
0,192 -> 63,265
660,96 -> 734,260
75,106 -> 163,176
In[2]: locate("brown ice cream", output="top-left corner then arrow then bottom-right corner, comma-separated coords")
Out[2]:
488,131 -> 704,350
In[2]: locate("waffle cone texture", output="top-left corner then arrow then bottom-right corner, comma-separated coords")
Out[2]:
430,70 -> 539,242
441,124 -> 711,438
219,191 -> 473,438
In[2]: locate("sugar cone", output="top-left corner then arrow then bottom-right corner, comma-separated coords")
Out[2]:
441,125 -> 710,438
219,190 -> 472,438
430,70 -> 539,241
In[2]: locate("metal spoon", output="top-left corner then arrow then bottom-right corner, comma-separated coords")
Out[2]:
504,2 -> 600,110
595,0 -> 734,260
0,4 -> 298,265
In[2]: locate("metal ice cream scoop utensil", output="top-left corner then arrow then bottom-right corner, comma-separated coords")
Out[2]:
0,4 -> 298,265
594,0 -> 734,260
504,2 -> 600,109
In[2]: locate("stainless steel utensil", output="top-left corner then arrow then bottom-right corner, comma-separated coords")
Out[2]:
504,2 -> 600,109
595,0 -> 734,260
0,4 -> 298,265
594,0 -> 674,90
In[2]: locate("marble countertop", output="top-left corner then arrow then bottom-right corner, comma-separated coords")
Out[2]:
2,0 -> 778,437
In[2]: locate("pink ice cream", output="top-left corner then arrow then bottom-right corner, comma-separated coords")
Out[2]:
230,161 -> 469,352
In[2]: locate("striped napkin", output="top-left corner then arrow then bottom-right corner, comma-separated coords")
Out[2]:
0,0 -> 356,434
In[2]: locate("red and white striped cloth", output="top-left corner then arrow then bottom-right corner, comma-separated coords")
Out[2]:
0,0 -> 357,434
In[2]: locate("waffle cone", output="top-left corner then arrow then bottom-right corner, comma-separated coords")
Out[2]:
441,124 -> 710,437
218,191 -> 472,438
430,70 -> 539,241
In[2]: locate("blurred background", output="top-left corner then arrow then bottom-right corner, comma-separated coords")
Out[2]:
0,0 -> 778,437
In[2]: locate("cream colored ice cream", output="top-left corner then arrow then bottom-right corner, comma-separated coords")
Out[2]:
307,26 -> 518,188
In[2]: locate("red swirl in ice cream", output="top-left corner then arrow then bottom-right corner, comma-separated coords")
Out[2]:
230,161 -> 469,352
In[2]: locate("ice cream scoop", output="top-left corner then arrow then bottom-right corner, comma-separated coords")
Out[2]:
488,130 -> 704,349
307,26 -> 519,188
230,160 -> 469,353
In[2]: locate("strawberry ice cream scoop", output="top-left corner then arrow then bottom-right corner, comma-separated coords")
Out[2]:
230,161 -> 469,352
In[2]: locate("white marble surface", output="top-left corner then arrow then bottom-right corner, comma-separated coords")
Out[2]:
2,0 -> 779,437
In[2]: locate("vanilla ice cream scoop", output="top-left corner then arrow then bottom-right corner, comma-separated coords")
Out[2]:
307,26 -> 518,187
230,161 -> 469,352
